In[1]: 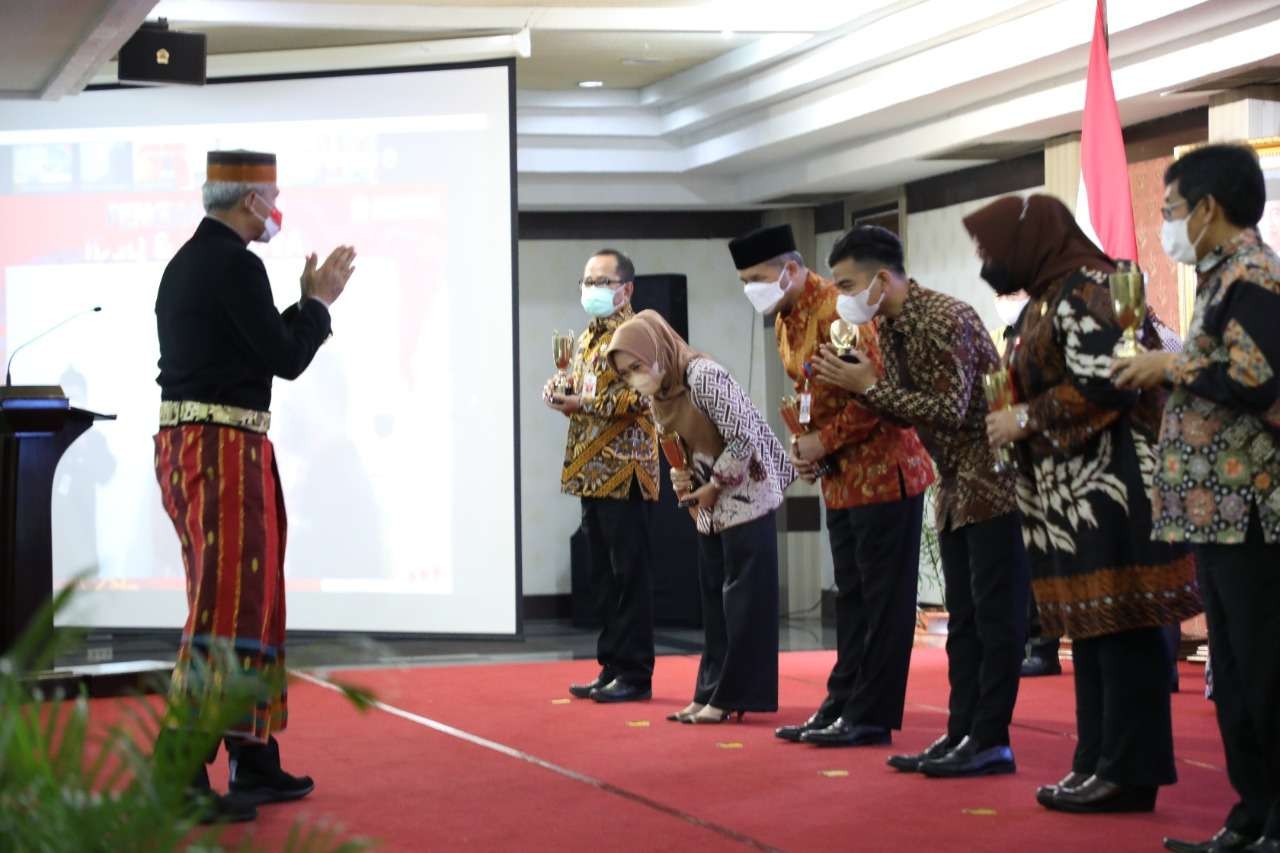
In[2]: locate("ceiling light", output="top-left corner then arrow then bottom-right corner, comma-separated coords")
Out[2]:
578,80 -> 604,88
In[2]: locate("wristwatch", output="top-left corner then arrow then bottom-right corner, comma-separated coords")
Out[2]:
1015,406 -> 1030,432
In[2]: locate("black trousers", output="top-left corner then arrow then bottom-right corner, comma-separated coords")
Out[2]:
1071,627 -> 1176,787
1196,511 -> 1280,840
817,491 -> 924,729
1026,591 -> 1060,660
581,482 -> 655,686
692,511 -> 780,712
938,511 -> 1030,748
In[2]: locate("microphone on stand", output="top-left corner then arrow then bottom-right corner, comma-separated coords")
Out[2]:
4,306 -> 103,387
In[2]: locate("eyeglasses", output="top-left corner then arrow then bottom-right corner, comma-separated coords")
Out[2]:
579,277 -> 624,288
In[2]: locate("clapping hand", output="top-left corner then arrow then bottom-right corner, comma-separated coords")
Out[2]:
302,245 -> 357,307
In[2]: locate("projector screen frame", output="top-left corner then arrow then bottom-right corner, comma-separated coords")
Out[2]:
68,57 -> 526,641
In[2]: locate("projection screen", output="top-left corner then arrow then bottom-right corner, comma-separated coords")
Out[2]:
0,62 -> 520,635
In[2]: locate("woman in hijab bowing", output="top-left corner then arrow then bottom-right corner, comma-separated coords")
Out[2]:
607,310 -> 795,724
964,194 -> 1202,814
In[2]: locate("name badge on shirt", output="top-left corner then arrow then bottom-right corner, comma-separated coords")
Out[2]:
799,392 -> 812,425
582,372 -> 598,399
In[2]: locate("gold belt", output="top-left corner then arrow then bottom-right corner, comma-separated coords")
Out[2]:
159,400 -> 271,434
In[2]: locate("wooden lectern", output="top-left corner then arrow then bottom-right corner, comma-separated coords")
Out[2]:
0,385 -> 114,656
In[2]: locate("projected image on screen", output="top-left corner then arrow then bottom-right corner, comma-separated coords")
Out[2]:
0,65 -> 518,635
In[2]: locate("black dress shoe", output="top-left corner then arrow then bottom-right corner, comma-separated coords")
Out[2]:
1021,655 -> 1063,677
887,733 -> 956,772
569,674 -> 612,699
800,718 -> 891,747
1243,839 -> 1280,852
775,712 -> 835,742
589,679 -> 652,703
1164,828 -> 1259,853
1042,775 -> 1156,814
1035,771 -> 1091,806
919,736 -> 1016,778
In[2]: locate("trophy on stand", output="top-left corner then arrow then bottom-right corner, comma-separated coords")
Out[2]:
982,367 -> 1016,474
1109,260 -> 1147,358
781,387 -> 835,479
658,426 -> 698,507
551,330 -> 575,395
829,319 -> 861,361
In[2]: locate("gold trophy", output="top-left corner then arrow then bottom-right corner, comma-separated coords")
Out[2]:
829,319 -> 860,361
1109,259 -> 1146,359
781,390 -> 834,479
658,427 -> 698,507
982,368 -> 1016,474
551,330 -> 575,395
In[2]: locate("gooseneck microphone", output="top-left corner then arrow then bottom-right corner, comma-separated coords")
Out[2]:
4,306 -> 103,386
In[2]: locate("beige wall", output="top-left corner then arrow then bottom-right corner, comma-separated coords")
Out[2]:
905,187 -> 1045,330
518,237 -> 765,595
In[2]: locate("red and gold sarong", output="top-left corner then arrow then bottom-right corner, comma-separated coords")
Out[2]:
154,423 -> 288,742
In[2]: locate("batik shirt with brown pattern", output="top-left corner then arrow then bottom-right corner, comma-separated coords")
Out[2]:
864,280 -> 1018,531
560,304 -> 660,501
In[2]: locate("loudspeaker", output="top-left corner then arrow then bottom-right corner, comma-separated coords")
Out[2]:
568,274 -> 702,629
118,22 -> 207,86
631,273 -> 689,340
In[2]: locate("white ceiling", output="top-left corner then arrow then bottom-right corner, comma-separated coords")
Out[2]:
4,0 -> 1279,209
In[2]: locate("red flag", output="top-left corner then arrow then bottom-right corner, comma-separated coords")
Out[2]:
1076,0 -> 1137,262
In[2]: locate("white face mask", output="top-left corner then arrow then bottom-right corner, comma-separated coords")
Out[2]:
249,195 -> 283,244
625,365 -> 662,395
994,295 -> 1029,327
836,277 -> 884,325
743,269 -> 788,315
1160,201 -> 1206,266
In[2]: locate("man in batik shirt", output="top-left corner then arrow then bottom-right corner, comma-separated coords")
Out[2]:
812,225 -> 1029,779
154,150 -> 355,822
729,224 -> 936,747
545,248 -> 659,703
1114,144 -> 1280,853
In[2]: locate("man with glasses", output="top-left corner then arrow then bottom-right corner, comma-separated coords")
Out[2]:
1114,143 -> 1280,853
545,248 -> 659,703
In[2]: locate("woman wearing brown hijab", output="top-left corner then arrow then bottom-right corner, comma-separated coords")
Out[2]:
607,310 -> 795,724
965,194 -> 1201,814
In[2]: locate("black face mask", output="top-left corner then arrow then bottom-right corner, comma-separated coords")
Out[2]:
980,260 -> 1021,296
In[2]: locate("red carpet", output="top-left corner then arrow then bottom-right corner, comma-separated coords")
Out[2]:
93,648 -> 1234,851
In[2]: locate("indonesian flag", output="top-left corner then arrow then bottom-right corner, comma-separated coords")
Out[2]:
1076,0 -> 1137,262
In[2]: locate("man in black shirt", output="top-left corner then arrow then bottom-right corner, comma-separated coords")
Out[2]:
153,150 -> 354,823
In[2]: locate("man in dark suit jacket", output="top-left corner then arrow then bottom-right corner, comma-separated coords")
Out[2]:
153,149 -> 355,824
